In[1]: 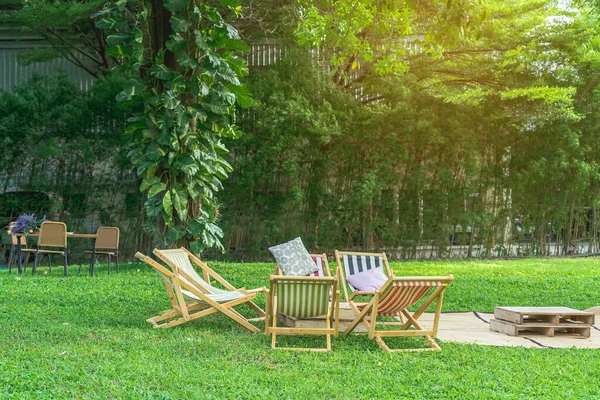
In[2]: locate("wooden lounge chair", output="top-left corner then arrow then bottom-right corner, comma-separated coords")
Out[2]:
265,267 -> 341,351
136,248 -> 265,332
334,250 -> 393,301
343,275 -> 454,352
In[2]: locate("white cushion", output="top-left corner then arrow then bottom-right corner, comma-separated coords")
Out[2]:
268,237 -> 316,276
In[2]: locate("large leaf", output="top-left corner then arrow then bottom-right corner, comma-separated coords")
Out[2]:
140,176 -> 160,192
170,15 -> 192,33
106,33 -> 134,45
226,83 -> 253,108
162,190 -> 173,222
166,35 -> 189,53
148,182 -> 167,199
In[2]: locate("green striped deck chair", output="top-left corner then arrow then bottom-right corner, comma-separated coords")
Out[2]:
266,271 -> 341,352
344,275 -> 454,352
136,249 -> 265,332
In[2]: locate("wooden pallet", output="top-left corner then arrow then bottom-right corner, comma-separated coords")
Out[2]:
490,307 -> 595,338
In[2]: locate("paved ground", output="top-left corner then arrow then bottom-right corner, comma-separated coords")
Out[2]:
421,311 -> 600,349
287,303 -> 600,349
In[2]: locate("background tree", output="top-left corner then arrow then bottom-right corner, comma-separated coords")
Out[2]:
93,0 -> 252,252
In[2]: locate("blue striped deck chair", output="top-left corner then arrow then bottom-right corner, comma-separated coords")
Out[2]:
334,251 -> 393,302
265,269 -> 341,352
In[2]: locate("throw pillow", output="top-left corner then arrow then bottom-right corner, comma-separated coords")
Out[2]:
268,237 -> 316,276
345,267 -> 388,291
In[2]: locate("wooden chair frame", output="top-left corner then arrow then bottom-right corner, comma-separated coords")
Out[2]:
136,248 -> 265,333
334,250 -> 393,302
344,275 -> 454,352
265,268 -> 341,352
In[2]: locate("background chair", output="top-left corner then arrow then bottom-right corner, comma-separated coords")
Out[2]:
7,234 -> 30,273
344,275 -> 454,352
80,226 -> 119,275
32,221 -> 68,276
265,269 -> 340,352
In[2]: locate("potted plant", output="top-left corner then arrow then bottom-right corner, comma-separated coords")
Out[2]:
7,214 -> 48,235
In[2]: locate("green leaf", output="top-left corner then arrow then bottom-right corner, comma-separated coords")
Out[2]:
170,15 -> 192,33
161,91 -> 181,110
165,225 -> 186,242
177,52 -> 198,69
188,218 -> 205,237
164,0 -> 188,12
174,155 -> 198,174
148,182 -> 167,199
106,33 -> 134,45
221,38 -> 249,52
172,184 -> 188,221
201,102 -> 229,115
166,35 -> 189,53
162,190 -> 173,222
106,44 -> 133,58
226,83 -> 253,108
189,240 -> 205,254
140,176 -> 160,192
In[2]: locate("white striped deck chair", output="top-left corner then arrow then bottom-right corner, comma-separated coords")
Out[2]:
136,249 -> 265,332
265,271 -> 341,352
344,275 -> 454,352
334,251 -> 393,302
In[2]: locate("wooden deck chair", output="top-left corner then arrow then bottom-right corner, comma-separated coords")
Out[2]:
136,248 -> 265,333
265,270 -> 341,352
334,250 -> 393,301
344,275 -> 454,352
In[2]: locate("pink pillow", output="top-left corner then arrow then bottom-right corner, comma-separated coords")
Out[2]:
346,267 -> 388,291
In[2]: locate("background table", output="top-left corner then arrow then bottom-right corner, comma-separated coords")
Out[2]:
14,232 -> 98,275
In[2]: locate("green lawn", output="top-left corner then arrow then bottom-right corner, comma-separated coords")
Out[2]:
1,257 -> 599,399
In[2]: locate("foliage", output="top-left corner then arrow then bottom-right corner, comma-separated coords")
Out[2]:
0,73 -> 139,259
210,0 -> 600,258
0,258 -> 600,398
5,0 -> 114,78
93,0 -> 252,253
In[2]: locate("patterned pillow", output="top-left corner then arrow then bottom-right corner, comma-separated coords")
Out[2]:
269,238 -> 316,276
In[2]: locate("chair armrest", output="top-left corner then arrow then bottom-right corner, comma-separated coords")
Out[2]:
247,286 -> 267,294
348,291 -> 376,301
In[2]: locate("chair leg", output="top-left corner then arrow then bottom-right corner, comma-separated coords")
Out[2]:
108,255 -> 111,275
48,254 -> 52,274
33,250 -> 39,274
63,253 -> 68,277
7,248 -> 14,273
115,253 -> 119,273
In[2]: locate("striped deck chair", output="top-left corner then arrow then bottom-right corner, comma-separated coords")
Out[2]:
344,275 -> 454,352
136,248 -> 265,332
334,251 -> 393,301
307,253 -> 331,277
265,270 -> 341,352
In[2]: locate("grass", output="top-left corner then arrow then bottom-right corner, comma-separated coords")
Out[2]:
1,257 -> 599,399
